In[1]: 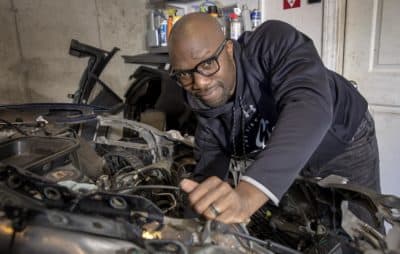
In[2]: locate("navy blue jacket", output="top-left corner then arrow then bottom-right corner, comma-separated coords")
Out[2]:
185,20 -> 367,204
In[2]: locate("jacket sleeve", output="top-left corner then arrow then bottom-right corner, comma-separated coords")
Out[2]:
241,21 -> 333,204
192,124 -> 231,182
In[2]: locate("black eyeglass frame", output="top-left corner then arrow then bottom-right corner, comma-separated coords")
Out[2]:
169,39 -> 228,86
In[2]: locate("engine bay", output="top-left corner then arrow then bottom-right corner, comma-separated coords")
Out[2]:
0,40 -> 399,254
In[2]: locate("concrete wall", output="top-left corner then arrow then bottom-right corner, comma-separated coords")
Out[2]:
0,0 -> 147,104
0,0 -> 322,104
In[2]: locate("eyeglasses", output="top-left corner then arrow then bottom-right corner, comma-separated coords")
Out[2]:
170,39 -> 227,87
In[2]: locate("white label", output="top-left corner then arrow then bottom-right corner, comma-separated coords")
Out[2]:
230,21 -> 241,40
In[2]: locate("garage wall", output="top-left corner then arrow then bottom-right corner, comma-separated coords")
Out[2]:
0,0 -> 147,104
0,0 -> 323,104
263,0 -> 323,54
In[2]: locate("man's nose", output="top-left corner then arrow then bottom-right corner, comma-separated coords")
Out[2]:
192,72 -> 211,90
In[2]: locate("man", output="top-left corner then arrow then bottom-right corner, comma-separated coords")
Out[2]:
168,13 -> 380,225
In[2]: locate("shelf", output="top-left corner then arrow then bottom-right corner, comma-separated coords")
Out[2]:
147,46 -> 169,54
148,0 -> 196,8
122,52 -> 169,65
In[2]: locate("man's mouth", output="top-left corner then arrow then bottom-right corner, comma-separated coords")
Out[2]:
195,86 -> 219,101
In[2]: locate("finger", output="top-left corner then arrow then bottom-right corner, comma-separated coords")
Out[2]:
202,206 -> 218,220
202,199 -> 225,220
207,188 -> 235,218
214,191 -> 250,224
185,176 -> 222,206
196,181 -> 232,215
204,190 -> 237,221
180,178 -> 199,193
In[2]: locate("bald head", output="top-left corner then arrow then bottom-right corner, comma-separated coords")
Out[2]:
168,13 -> 225,65
169,13 -> 224,45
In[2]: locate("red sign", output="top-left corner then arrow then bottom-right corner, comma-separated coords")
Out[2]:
283,0 -> 301,9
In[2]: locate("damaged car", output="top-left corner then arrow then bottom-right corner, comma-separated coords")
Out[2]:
0,40 -> 399,254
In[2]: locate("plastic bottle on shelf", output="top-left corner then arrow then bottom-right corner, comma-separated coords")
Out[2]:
167,15 -> 173,39
146,10 -> 159,48
251,9 -> 262,30
241,4 -> 251,32
229,13 -> 242,40
159,19 -> 168,46
208,5 -> 227,37
207,5 -> 218,18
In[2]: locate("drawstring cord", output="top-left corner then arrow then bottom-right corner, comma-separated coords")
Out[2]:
231,104 -> 239,186
239,97 -> 248,168
232,105 -> 238,158
230,97 -> 249,186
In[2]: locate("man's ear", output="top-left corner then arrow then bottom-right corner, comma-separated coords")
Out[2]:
225,40 -> 234,57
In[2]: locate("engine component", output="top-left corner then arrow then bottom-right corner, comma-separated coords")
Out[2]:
0,136 -> 80,181
247,176 -> 400,253
0,166 -> 274,254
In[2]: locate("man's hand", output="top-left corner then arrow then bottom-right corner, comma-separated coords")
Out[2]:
180,176 -> 269,224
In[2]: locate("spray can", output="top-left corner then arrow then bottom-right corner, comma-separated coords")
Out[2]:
159,19 -> 168,46
229,13 -> 241,40
167,15 -> 173,39
250,9 -> 261,30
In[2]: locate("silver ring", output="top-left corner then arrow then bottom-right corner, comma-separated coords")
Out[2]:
209,203 -> 221,217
